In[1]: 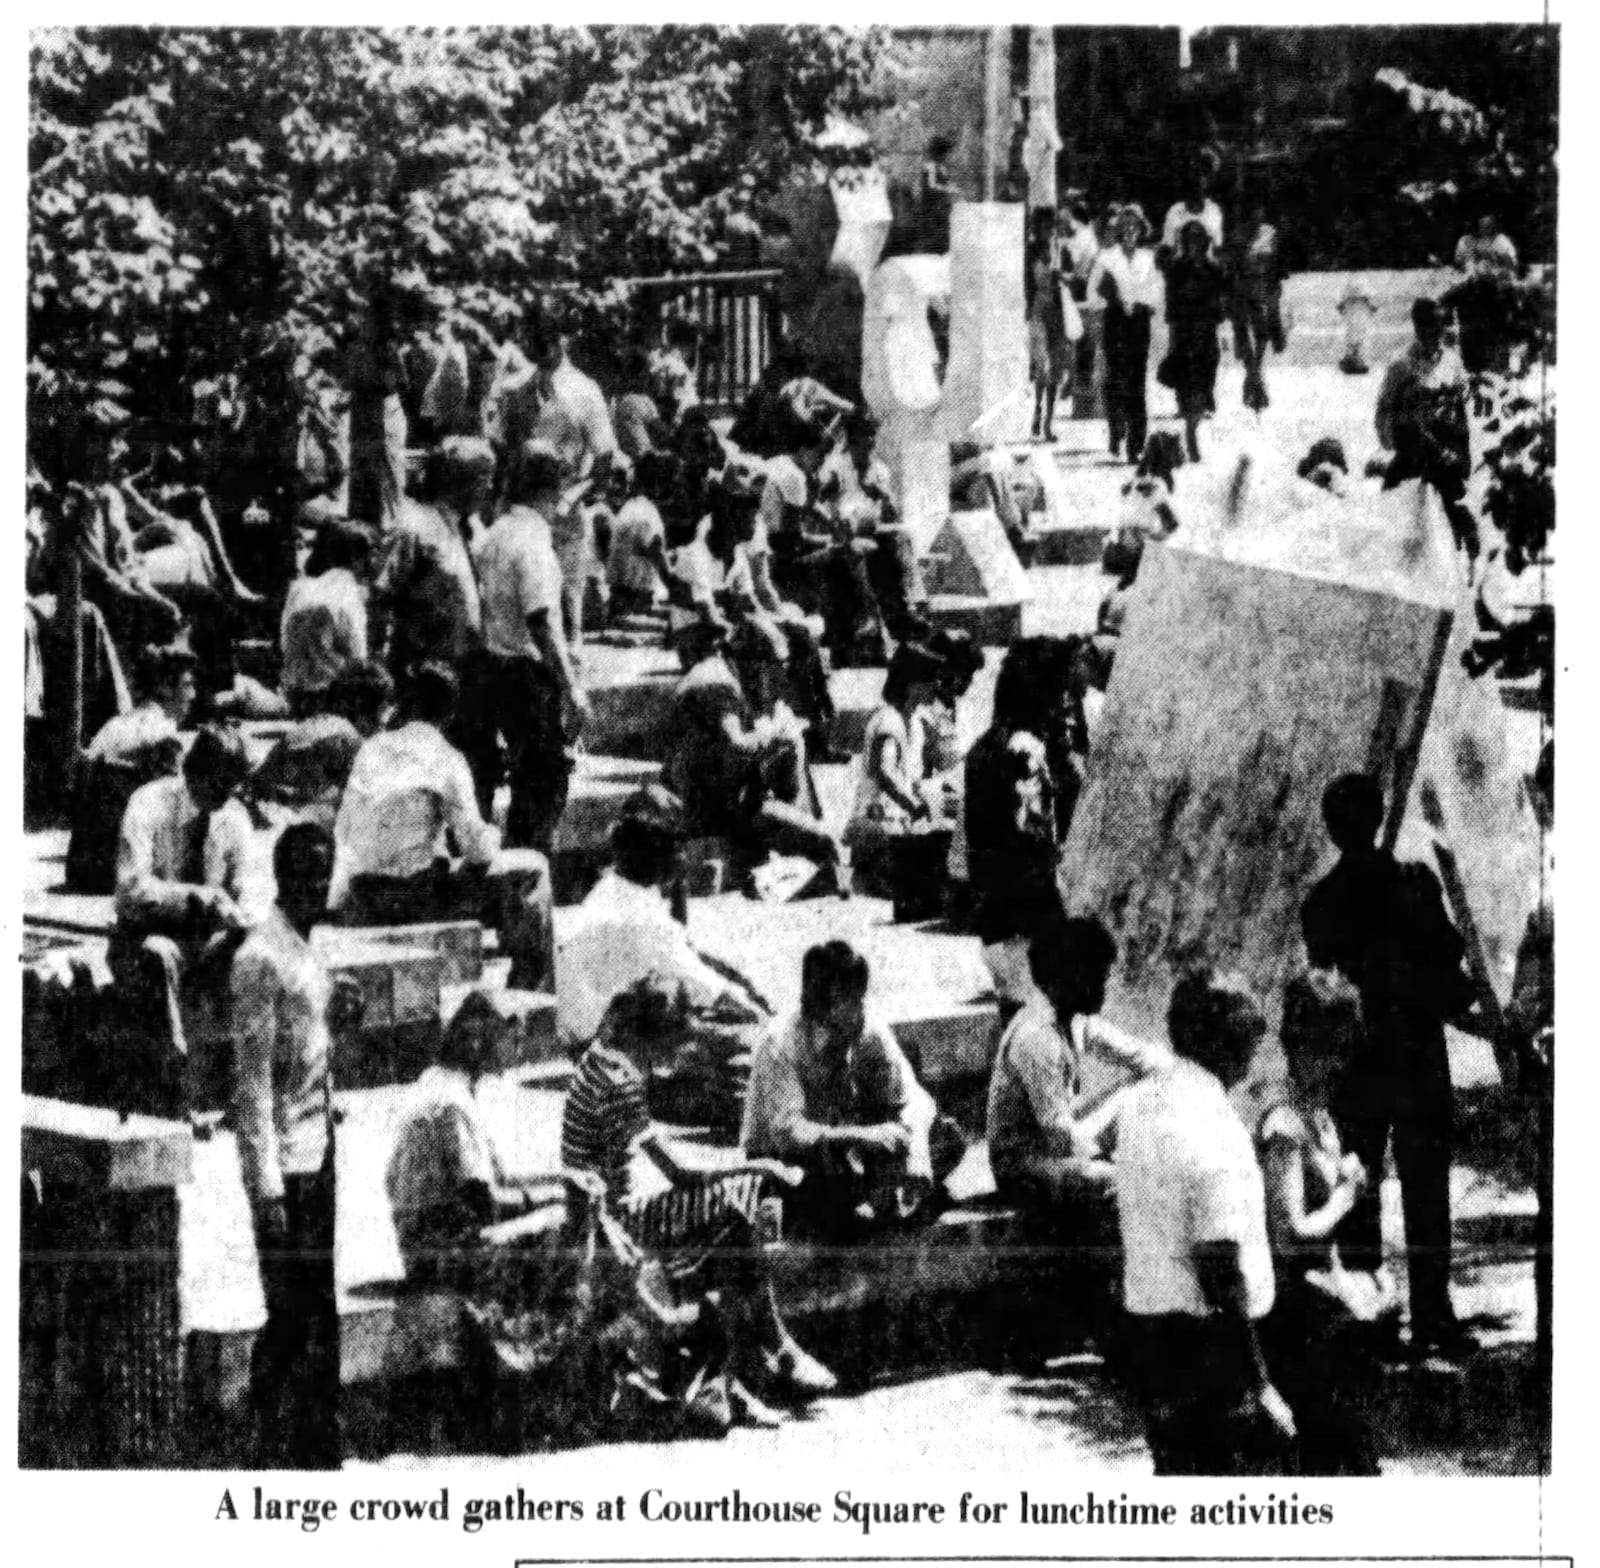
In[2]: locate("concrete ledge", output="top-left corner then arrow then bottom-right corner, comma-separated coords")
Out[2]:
928,596 -> 1024,646
1029,523 -> 1110,568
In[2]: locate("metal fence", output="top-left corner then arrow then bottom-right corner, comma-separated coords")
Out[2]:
626,269 -> 782,415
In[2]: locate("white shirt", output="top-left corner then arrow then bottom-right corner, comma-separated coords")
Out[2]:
230,908 -> 332,1200
114,775 -> 268,930
83,700 -> 180,766
280,568 -> 368,699
1115,1057 -> 1275,1320
1455,230 -> 1518,276
332,721 -> 496,902
385,1065 -> 505,1264
758,454 -> 809,542
534,360 -> 618,481
555,869 -> 728,1047
608,496 -> 667,595
848,703 -> 916,834
1087,245 -> 1163,315
1161,198 -> 1225,255
474,504 -> 565,661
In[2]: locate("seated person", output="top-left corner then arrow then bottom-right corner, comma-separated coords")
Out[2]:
606,452 -> 675,620
332,662 -> 553,991
110,724 -> 265,1096
986,913 -> 1168,1211
248,660 -> 394,827
662,619 -> 843,892
843,642 -> 946,900
951,443 -> 1033,565
66,641 -> 196,894
563,978 -> 837,1427
742,940 -> 961,1243
386,991 -> 633,1440
280,520 -> 375,718
962,641 -> 1072,1014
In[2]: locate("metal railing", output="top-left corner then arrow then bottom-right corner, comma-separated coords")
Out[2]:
625,269 -> 783,415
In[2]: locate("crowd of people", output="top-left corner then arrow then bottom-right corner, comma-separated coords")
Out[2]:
23,178 -> 1544,1474
1018,150 -> 1291,459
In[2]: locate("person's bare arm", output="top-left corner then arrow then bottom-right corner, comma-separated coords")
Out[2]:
1261,1137 -> 1361,1243
527,607 -> 590,732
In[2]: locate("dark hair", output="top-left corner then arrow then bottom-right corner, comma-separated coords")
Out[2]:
1167,966 -> 1266,1079
328,659 -> 395,725
1322,772 -> 1384,853
633,449 -> 677,501
306,519 -> 375,577
1138,431 -> 1185,489
135,642 -> 196,699
1281,968 -> 1364,1075
612,814 -> 680,888
274,820 -> 334,889
1180,218 -> 1212,253
402,661 -> 459,728
438,988 -> 501,1075
926,628 -> 983,695
506,439 -> 565,506
420,437 -> 495,505
183,724 -> 250,796
928,133 -> 954,161
882,641 -> 943,708
1297,437 -> 1348,481
1028,911 -> 1117,996
800,940 -> 870,1017
1412,297 -> 1441,337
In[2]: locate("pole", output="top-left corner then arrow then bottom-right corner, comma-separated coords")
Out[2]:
983,27 -> 1005,203
60,506 -> 85,797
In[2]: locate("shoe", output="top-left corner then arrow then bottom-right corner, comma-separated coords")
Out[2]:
1410,1317 -> 1476,1363
762,1338 -> 839,1402
681,1370 -> 733,1436
729,1377 -> 789,1428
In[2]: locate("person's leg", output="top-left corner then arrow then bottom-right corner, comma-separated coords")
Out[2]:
1127,317 -> 1151,460
1333,1072 -> 1391,1278
503,660 -> 572,854
283,1162 -> 340,1467
777,619 -> 836,732
1103,320 -> 1127,456
482,847 -> 555,993
1392,1060 -> 1457,1344
450,651 -> 502,821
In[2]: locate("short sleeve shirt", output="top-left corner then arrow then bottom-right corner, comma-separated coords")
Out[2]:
1115,1057 -> 1275,1320
608,497 -> 667,594
758,455 -> 809,543
474,505 -> 564,661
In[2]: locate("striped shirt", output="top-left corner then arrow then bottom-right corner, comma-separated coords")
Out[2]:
560,1042 -> 650,1202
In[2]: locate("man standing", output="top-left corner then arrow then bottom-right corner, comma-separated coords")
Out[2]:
1375,298 -> 1475,562
231,822 -> 356,1468
472,440 -> 590,853
1301,772 -> 1473,1357
1115,967 -> 1293,1475
372,438 -> 489,682
743,940 -> 952,1243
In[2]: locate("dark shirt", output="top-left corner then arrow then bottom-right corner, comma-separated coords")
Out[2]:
963,725 -> 1062,943
1301,851 -> 1468,1053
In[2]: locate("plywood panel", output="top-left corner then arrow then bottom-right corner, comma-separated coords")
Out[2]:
1058,542 -> 1452,1041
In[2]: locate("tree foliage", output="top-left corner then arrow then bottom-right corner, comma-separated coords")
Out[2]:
28,25 -> 886,479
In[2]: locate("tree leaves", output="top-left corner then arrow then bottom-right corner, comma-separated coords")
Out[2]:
30,24 -> 886,470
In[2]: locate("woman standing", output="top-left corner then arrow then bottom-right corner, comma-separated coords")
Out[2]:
1162,220 -> 1229,463
1089,205 -> 1161,464
1229,207 -> 1288,414
1026,216 -> 1071,443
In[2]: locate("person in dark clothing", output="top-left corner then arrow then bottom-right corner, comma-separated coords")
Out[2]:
1299,773 -> 1474,1358
1162,220 -> 1229,462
